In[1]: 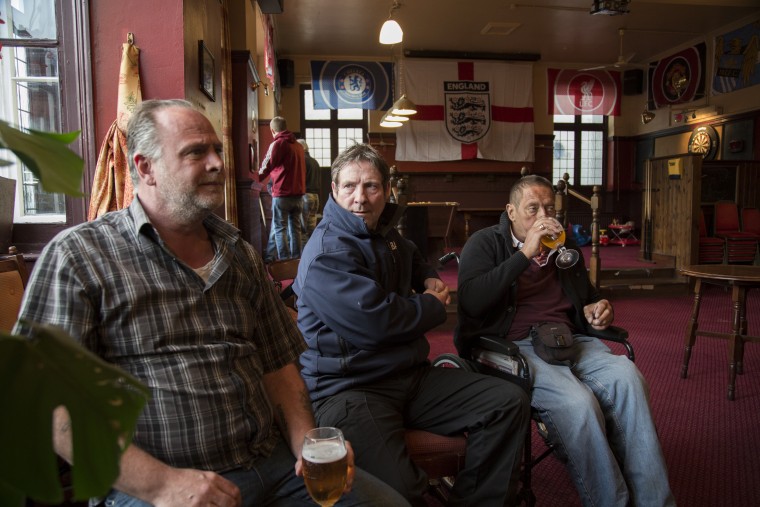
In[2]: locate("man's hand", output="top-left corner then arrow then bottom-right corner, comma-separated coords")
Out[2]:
295,440 -> 356,494
424,277 -> 451,306
584,299 -> 614,330
151,468 -> 242,507
522,217 -> 564,260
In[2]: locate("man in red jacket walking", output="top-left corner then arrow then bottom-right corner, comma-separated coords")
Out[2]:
259,116 -> 305,260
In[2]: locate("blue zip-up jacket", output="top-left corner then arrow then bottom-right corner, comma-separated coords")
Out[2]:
294,196 -> 447,402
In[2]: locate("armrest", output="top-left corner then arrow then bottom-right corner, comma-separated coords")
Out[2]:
474,335 -> 520,356
588,325 -> 634,362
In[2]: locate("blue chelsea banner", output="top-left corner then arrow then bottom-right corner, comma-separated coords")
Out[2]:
310,61 -> 394,110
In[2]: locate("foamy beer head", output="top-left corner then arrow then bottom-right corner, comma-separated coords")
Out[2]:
303,428 -> 348,507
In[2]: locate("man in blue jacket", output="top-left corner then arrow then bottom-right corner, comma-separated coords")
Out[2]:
293,143 -> 530,506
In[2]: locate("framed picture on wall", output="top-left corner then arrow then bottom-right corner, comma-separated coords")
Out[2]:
198,41 -> 215,101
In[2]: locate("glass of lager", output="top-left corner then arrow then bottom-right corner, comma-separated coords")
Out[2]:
302,427 -> 348,506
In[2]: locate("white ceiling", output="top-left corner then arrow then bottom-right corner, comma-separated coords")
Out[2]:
270,0 -> 760,68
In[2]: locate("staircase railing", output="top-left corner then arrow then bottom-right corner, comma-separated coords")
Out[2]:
555,173 -> 603,291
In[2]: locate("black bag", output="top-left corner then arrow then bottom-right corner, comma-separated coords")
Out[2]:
530,322 -> 576,366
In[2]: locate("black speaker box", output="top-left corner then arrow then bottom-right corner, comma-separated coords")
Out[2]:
623,69 -> 643,96
278,59 -> 294,88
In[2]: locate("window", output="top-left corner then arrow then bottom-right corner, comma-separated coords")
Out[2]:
300,85 -> 367,168
552,114 -> 607,187
0,0 -> 92,234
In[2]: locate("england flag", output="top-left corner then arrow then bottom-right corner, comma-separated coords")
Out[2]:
396,59 -> 534,162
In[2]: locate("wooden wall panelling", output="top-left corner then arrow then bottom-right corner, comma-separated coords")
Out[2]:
645,155 -> 701,272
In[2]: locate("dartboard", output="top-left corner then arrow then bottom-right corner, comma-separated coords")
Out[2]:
688,125 -> 719,160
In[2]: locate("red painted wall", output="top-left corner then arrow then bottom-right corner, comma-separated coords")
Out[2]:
90,1 -> 186,149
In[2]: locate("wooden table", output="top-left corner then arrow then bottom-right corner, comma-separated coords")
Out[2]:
406,201 -> 459,249
459,207 -> 504,239
679,265 -> 760,400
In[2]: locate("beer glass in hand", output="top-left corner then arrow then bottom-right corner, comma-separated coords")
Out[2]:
540,227 -> 580,269
302,427 -> 348,507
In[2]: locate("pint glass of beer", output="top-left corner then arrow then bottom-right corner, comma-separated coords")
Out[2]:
302,427 -> 348,506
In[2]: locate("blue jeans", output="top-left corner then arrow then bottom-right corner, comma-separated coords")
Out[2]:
97,438 -> 409,507
515,334 -> 676,507
272,196 -> 303,260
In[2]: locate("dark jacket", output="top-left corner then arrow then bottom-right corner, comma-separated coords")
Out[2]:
456,212 -> 601,357
294,196 -> 446,401
259,130 -> 306,197
304,153 -> 321,194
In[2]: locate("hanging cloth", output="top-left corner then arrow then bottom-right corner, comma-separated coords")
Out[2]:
87,36 -> 142,220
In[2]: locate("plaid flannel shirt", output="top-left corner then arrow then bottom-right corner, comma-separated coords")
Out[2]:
16,198 -> 306,471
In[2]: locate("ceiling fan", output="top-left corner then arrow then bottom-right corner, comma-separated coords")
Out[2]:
580,29 -> 640,71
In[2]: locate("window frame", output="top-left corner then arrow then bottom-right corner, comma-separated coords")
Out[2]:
552,114 -> 608,189
0,0 -> 94,250
299,83 -> 368,167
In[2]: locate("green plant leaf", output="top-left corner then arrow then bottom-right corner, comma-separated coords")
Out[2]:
0,323 -> 150,503
0,121 -> 84,197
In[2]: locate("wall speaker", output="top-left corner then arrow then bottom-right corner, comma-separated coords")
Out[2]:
278,59 -> 294,88
623,69 -> 643,96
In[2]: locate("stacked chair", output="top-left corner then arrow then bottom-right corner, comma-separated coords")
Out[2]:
713,201 -> 759,264
698,210 -> 725,264
741,207 -> 760,236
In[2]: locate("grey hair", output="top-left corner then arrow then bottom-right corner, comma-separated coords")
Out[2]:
126,99 -> 194,186
509,174 -> 553,206
270,116 -> 287,133
330,143 -> 390,186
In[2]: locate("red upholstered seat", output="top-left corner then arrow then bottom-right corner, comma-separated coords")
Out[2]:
714,202 -> 758,264
698,211 -> 725,264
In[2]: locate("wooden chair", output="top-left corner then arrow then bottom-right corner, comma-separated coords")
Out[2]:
714,201 -> 758,264
698,210 -> 725,264
266,258 -> 300,315
0,248 -> 28,332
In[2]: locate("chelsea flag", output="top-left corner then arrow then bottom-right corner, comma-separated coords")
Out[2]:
310,61 -> 394,110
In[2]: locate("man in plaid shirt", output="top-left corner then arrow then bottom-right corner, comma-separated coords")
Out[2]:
15,100 -> 407,507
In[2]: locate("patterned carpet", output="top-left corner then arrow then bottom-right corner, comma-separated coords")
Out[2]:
426,284 -> 760,506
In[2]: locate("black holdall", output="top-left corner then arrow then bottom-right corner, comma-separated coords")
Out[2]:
530,322 -> 576,366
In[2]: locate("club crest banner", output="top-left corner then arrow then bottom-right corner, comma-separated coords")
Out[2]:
396,59 -> 534,162
547,69 -> 621,116
649,42 -> 706,109
310,61 -> 394,110
712,18 -> 760,95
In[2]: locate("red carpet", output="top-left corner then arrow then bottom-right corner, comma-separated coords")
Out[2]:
426,284 -> 760,506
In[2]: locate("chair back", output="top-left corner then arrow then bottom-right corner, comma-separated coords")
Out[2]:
0,252 -> 28,332
266,258 -> 300,316
714,201 -> 741,233
742,207 -> 760,235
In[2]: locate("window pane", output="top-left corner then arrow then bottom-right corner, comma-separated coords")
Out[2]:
580,131 -> 603,185
581,115 -> 603,124
304,89 -> 330,120
553,114 -> 574,124
1,42 -> 65,220
552,130 -> 575,185
2,0 -> 57,39
304,128 -> 331,167
337,108 -> 363,120
338,128 -> 363,154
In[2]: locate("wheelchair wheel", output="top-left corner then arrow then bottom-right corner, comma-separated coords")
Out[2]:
431,353 -> 476,372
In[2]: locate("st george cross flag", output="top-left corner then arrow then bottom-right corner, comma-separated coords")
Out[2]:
547,68 -> 621,116
396,59 -> 534,162
311,61 -> 394,110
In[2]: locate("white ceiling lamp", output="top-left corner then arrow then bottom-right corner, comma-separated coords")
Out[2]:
379,111 -> 403,128
390,94 -> 417,116
379,1 -> 403,45
385,112 -> 409,122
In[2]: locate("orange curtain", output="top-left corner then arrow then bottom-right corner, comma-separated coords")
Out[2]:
88,37 -> 142,220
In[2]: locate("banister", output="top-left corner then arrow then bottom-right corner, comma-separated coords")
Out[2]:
555,173 -> 602,291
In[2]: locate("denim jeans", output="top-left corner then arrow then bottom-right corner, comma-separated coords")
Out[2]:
97,438 -> 409,507
272,196 -> 303,259
515,334 -> 676,507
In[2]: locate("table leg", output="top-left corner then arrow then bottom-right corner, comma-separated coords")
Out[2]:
727,285 -> 746,401
682,278 -> 703,379
464,212 -> 472,240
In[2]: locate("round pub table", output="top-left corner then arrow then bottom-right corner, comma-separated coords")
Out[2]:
679,265 -> 760,400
